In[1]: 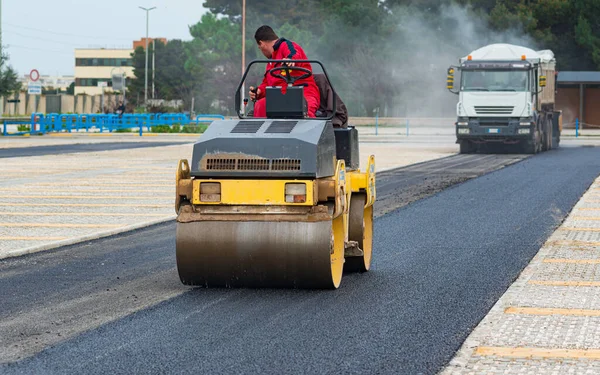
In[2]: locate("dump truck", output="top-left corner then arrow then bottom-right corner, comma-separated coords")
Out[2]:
447,43 -> 562,154
174,60 -> 376,289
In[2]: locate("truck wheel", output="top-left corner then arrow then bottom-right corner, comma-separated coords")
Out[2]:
459,141 -> 473,154
552,132 -> 560,148
547,119 -> 553,150
522,140 -> 537,154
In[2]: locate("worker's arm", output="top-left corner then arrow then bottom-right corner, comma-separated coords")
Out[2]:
257,74 -> 267,99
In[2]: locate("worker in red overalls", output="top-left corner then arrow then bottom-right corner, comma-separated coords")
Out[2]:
249,25 -> 320,118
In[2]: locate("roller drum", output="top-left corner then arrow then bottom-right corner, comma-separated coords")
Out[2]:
176,220 -> 344,289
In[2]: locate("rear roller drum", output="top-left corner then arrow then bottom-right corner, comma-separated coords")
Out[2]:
345,194 -> 373,273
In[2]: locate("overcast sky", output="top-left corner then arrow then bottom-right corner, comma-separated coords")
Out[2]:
2,0 -> 209,77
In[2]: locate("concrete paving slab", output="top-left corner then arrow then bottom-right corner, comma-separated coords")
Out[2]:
0,133 -> 457,260
441,176 -> 600,374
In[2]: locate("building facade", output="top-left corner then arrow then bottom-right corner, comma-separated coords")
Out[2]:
74,48 -> 134,95
556,72 -> 600,128
18,75 -> 75,91
133,37 -> 167,50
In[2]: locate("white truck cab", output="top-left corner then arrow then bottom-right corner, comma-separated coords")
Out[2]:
448,44 -> 560,154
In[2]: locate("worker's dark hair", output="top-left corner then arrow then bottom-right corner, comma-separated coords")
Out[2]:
254,25 -> 278,43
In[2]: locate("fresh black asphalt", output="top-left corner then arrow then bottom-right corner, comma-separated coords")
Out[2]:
2,145 -> 599,374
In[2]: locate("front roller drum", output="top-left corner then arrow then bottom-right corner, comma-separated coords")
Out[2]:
176,217 -> 345,289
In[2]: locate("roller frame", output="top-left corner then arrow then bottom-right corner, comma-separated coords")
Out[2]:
174,154 -> 376,289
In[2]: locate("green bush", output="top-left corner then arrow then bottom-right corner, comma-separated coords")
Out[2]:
17,125 -> 30,132
181,124 -> 207,133
150,125 -> 171,133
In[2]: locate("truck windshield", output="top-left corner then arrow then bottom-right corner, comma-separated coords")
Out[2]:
461,70 -> 529,92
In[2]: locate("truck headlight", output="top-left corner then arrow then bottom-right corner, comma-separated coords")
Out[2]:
458,128 -> 470,134
457,122 -> 468,126
518,129 -> 530,135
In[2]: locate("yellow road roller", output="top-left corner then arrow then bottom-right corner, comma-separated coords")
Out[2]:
174,60 -> 376,289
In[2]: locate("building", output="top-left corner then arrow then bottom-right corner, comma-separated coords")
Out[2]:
74,48 -> 135,95
18,75 -> 75,91
73,38 -> 168,96
133,37 -> 167,50
556,71 -> 600,128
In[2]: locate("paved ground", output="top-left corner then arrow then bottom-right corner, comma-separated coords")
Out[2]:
0,132 -> 457,260
442,166 -> 600,374
0,141 -> 191,158
1,145 -> 598,374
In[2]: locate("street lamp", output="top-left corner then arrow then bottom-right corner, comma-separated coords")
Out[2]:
139,6 -> 156,106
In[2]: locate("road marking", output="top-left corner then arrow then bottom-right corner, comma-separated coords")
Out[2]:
558,227 -> 600,232
0,236 -> 68,241
0,195 -> 172,200
546,240 -> 600,247
529,280 -> 600,287
570,217 -> 600,221
0,223 -> 121,228
475,346 -> 600,360
0,203 -> 169,207
0,212 -> 168,217
505,306 -> 600,316
0,188 -> 172,193
543,258 -> 600,264
33,183 -> 172,187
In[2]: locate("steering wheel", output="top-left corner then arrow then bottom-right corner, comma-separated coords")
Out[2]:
268,65 -> 312,85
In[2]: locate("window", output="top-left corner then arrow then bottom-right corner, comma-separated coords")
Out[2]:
76,58 -> 133,67
461,70 -> 530,92
75,78 -> 112,87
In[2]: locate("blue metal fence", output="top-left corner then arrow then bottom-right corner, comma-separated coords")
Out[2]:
8,113 -> 227,136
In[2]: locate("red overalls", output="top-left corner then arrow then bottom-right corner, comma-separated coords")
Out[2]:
253,38 -> 320,118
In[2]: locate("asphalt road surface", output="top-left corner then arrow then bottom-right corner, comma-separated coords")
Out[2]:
2,146 -> 599,374
0,141 -> 191,158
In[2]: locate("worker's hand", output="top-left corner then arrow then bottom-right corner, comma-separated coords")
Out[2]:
249,87 -> 261,101
282,58 -> 295,67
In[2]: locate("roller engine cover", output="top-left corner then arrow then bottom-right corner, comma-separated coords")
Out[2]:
190,119 -> 336,178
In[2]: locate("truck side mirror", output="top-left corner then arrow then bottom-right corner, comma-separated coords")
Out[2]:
447,67 -> 455,90
539,75 -> 547,87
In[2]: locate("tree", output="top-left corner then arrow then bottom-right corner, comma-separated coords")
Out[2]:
0,52 -> 21,98
128,39 -> 195,108
185,13 -> 244,114
66,82 -> 75,95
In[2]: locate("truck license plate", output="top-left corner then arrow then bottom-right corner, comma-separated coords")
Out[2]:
487,128 -> 499,134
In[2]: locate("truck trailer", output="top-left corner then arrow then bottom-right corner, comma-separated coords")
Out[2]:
447,43 -> 561,154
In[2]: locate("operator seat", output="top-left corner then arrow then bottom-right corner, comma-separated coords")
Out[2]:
314,74 -> 348,128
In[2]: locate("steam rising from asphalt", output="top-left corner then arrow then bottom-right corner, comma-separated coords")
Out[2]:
382,3 -> 538,118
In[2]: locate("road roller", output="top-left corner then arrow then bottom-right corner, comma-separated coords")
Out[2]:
174,60 -> 376,289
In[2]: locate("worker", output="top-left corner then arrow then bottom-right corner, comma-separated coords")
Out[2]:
249,25 -> 320,118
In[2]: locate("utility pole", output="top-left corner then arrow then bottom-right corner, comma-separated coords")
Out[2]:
241,0 -> 246,109
139,6 -> 156,106
152,39 -> 155,99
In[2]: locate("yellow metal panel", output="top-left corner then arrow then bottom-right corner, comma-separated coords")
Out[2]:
192,180 -> 315,206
